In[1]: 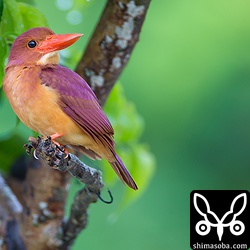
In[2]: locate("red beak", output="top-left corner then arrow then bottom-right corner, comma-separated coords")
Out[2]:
36,33 -> 83,54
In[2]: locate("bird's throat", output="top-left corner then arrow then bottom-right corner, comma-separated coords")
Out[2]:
37,51 -> 60,65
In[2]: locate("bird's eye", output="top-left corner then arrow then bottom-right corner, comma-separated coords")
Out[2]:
28,40 -> 37,48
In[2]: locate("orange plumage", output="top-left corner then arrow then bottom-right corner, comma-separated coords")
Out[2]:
3,27 -> 138,190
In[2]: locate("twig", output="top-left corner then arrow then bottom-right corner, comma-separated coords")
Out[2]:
0,174 -> 25,250
5,220 -> 26,250
60,188 -> 98,250
25,136 -> 103,192
0,174 -> 23,216
24,136 -> 104,249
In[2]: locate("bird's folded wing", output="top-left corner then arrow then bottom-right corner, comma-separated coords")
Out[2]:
40,65 -> 115,149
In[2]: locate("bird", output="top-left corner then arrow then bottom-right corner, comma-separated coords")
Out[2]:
3,27 -> 138,190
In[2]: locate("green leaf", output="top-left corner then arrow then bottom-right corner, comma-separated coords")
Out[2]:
0,1 -> 48,87
16,0 -> 35,5
0,0 -> 24,35
0,133 -> 26,173
104,84 -> 144,144
0,36 -> 7,87
18,2 -> 48,30
0,0 -> 3,22
101,83 -> 156,211
0,92 -> 18,135
118,144 -> 156,211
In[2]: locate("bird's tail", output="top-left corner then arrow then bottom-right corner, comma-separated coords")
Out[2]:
109,154 -> 138,190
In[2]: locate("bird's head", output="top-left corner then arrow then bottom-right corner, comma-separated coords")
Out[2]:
6,27 -> 83,68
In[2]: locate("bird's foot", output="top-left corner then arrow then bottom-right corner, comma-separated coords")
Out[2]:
24,136 -> 69,167
49,133 -> 69,158
50,132 -> 63,141
24,136 -> 39,155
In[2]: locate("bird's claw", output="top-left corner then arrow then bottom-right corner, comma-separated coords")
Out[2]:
48,133 -> 69,159
24,136 -> 38,155
33,149 -> 39,160
54,144 -> 69,159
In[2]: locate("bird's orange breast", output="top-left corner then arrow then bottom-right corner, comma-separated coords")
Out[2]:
3,66 -> 94,148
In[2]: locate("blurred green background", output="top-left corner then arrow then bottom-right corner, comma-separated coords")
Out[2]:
2,0 -> 250,249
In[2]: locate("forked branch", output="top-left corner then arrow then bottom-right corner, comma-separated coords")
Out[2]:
25,136 -> 104,249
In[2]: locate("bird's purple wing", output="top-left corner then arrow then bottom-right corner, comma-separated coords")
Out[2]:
40,65 -> 115,148
40,65 -> 138,190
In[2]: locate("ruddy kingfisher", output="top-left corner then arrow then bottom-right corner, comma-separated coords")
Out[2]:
3,27 -> 137,190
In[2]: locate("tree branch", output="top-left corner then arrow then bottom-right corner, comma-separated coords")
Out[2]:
0,174 -> 23,216
76,0 -> 151,106
0,174 -> 25,250
5,220 -> 26,250
25,136 -> 104,250
7,155 -> 70,250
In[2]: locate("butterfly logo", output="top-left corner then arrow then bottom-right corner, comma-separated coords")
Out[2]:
193,193 -> 247,241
